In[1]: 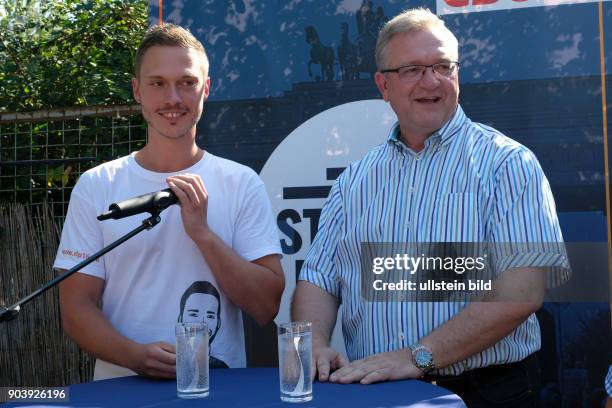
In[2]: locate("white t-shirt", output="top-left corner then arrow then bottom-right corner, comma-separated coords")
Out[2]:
54,152 -> 281,372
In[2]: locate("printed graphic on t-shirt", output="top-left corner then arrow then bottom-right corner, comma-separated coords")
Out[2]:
178,281 -> 229,368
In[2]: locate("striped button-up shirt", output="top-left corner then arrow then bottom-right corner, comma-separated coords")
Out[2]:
300,105 -> 570,376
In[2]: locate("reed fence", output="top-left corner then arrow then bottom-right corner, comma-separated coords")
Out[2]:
0,202 -> 94,386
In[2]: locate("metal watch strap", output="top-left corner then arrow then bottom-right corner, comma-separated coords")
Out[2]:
410,343 -> 436,375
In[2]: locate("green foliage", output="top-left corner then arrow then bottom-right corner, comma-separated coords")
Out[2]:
0,0 -> 148,112
47,164 -> 72,188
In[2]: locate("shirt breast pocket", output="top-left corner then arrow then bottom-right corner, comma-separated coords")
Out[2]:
432,193 -> 482,242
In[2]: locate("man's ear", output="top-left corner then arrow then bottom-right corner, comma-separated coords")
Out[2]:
374,72 -> 390,102
131,77 -> 141,103
203,77 -> 211,100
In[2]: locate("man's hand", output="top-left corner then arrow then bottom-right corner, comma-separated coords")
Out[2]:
127,341 -> 177,379
167,174 -> 209,240
312,345 -> 348,382
328,349 -> 421,384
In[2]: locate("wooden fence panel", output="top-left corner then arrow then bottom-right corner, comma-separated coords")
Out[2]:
0,202 -> 94,386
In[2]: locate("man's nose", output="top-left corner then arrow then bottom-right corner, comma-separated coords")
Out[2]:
164,84 -> 181,104
418,67 -> 441,89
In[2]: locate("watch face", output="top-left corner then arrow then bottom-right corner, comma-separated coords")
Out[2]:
415,350 -> 432,367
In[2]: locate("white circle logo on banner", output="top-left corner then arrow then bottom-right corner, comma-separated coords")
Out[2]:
260,99 -> 396,353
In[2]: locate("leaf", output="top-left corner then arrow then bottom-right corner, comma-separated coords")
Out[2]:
47,165 -> 63,187
62,165 -> 72,187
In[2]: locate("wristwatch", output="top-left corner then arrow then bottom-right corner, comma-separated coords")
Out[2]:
410,343 -> 436,375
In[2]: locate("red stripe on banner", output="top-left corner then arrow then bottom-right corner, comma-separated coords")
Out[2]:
598,0 -> 612,328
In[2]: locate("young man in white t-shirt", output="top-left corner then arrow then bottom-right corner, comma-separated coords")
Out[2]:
53,24 -> 284,380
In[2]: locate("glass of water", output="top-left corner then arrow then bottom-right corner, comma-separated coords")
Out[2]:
175,322 -> 209,398
278,322 -> 312,403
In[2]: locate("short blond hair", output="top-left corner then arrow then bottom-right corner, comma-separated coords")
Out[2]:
375,8 -> 458,70
134,23 -> 209,78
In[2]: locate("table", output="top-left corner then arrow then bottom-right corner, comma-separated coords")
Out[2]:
5,368 -> 466,407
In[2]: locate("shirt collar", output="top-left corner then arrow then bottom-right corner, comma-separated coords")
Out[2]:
437,105 -> 467,146
387,105 -> 467,150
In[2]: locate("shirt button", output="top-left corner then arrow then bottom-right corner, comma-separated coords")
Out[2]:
398,332 -> 405,341
408,187 -> 415,194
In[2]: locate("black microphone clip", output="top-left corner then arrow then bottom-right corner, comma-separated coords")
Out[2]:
97,188 -> 178,221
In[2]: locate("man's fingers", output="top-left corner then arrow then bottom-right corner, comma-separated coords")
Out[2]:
150,359 -> 177,375
168,180 -> 189,205
313,347 -> 347,382
193,176 -> 207,205
147,352 -> 176,376
168,177 -> 200,206
328,351 -> 417,384
181,175 -> 204,206
147,366 -> 176,379
360,369 -> 387,385
153,371 -> 176,379
146,342 -> 177,370
332,366 -> 367,384
155,347 -> 177,366
329,364 -> 350,381
316,357 -> 331,382
329,363 -> 350,379
159,341 -> 176,354
333,353 -> 349,369
193,174 -> 207,199
329,357 -> 373,383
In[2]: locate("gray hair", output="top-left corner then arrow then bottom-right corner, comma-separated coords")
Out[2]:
375,8 -> 458,71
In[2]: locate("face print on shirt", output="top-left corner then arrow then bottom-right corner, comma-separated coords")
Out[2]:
178,280 -> 228,368
182,293 -> 219,337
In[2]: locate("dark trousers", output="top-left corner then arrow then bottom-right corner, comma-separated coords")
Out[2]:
423,353 -> 541,408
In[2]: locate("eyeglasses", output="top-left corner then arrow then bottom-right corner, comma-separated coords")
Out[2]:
380,62 -> 460,82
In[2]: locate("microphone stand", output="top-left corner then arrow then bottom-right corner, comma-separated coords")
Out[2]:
0,213 -> 162,323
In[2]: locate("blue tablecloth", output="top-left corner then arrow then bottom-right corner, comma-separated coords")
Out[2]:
4,368 -> 466,407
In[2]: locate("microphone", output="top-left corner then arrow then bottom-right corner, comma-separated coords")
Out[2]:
97,188 -> 178,221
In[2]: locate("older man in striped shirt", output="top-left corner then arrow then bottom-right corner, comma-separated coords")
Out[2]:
292,8 -> 570,408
